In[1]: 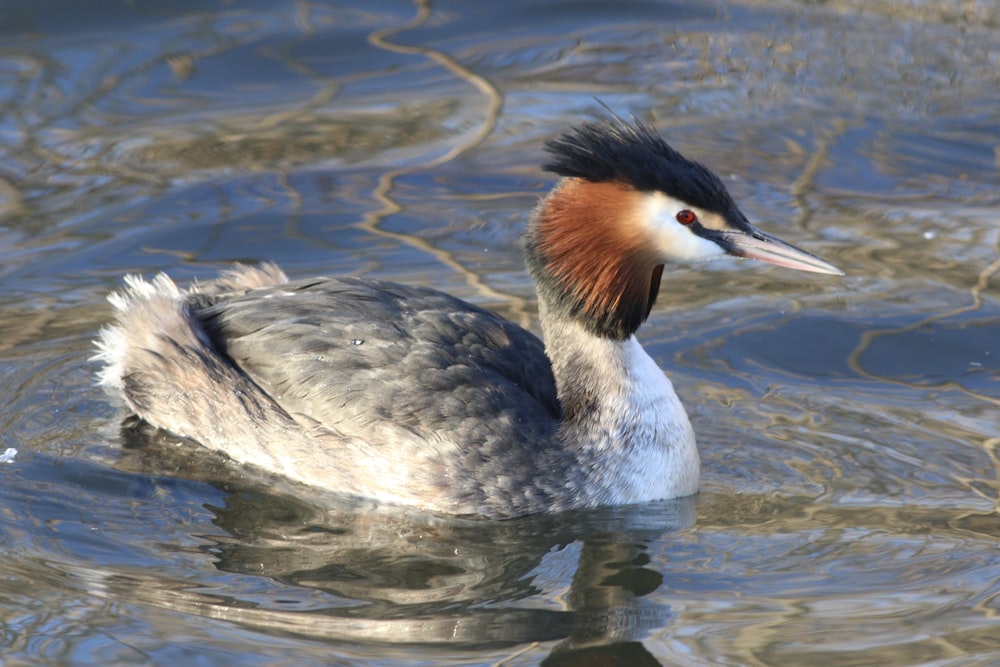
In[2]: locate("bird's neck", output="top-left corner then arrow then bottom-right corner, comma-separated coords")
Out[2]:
536,300 -> 699,503
523,178 -> 664,340
524,176 -> 699,501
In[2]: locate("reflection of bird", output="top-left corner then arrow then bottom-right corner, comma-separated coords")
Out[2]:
95,116 -> 841,519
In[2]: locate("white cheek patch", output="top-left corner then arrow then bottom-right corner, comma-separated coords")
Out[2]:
642,193 -> 726,263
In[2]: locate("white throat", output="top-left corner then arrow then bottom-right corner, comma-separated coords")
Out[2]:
538,303 -> 700,503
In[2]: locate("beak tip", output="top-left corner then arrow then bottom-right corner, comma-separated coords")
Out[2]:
810,262 -> 845,277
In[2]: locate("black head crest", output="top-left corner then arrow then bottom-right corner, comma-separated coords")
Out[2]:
542,115 -> 737,214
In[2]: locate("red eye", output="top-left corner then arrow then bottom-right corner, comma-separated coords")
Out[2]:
675,209 -> 697,225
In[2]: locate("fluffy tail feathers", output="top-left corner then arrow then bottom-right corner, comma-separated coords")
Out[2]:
93,264 -> 296,456
94,272 -> 196,395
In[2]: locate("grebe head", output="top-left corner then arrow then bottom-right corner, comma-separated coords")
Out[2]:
524,116 -> 842,340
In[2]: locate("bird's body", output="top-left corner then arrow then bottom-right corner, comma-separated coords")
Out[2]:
95,117 -> 841,519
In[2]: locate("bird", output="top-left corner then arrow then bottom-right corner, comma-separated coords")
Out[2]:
94,116 -> 842,519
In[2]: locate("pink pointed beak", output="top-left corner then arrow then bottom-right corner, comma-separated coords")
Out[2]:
720,226 -> 843,276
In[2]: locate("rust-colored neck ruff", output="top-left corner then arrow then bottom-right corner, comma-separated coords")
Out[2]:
524,178 -> 664,340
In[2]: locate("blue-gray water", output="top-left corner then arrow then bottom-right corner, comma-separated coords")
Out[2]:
2,1 -> 999,665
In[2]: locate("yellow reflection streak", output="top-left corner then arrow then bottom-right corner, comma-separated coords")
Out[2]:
361,0 -> 531,325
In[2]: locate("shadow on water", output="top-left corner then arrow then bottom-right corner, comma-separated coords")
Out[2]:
111,417 -> 694,665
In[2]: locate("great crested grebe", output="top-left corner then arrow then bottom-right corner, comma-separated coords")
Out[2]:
95,117 -> 841,519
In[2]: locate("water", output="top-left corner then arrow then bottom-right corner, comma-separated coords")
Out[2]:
1,0 -> 999,664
